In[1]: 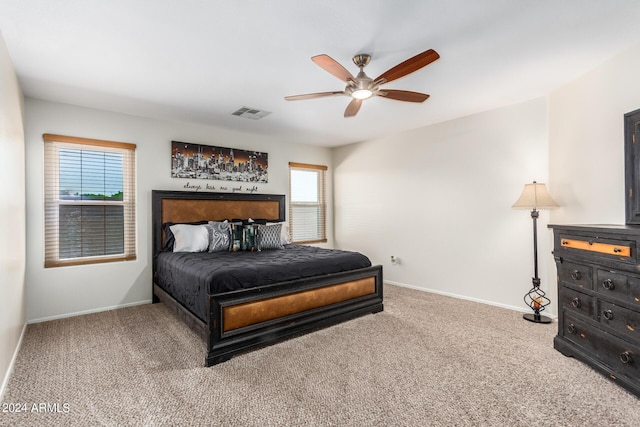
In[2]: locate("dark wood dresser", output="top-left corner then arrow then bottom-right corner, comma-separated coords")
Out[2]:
549,224 -> 640,396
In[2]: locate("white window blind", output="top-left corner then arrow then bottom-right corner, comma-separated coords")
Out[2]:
43,134 -> 136,267
289,162 -> 327,244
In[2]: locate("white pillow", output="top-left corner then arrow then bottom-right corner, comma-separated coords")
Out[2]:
169,224 -> 210,252
267,222 -> 291,245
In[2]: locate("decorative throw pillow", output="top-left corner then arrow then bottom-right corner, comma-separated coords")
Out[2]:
257,223 -> 284,250
229,222 -> 259,251
241,224 -> 258,251
207,221 -> 231,252
267,222 -> 291,245
228,222 -> 244,252
169,224 -> 210,252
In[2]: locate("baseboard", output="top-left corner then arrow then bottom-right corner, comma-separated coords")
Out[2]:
385,280 -> 558,321
0,322 -> 27,402
28,299 -> 153,324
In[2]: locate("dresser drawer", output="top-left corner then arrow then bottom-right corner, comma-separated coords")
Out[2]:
599,300 -> 640,344
560,235 -> 633,259
563,313 -> 640,379
596,270 -> 631,302
595,269 -> 638,305
558,261 -> 593,290
560,287 -> 594,318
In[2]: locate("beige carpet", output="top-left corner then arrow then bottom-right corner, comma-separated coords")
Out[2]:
1,284 -> 639,426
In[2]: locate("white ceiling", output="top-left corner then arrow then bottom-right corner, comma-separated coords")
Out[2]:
2,1 -> 640,147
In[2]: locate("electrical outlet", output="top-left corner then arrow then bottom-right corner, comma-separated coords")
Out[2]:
390,255 -> 399,265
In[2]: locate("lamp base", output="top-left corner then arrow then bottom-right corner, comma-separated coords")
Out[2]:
523,313 -> 553,324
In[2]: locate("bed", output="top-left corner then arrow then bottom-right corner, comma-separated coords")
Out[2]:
152,190 -> 384,366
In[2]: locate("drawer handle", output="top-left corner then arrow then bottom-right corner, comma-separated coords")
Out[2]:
571,270 -> 582,280
567,324 -> 577,334
620,351 -> 633,365
603,309 -> 614,321
571,297 -> 581,308
602,279 -> 615,290
614,247 -> 622,253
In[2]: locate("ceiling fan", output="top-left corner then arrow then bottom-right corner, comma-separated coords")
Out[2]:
284,48 -> 440,117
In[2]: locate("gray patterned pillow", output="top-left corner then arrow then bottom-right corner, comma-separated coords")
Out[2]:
207,221 -> 231,252
257,223 -> 284,250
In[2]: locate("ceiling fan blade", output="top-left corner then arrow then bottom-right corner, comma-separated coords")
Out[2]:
312,54 -> 355,82
375,49 -> 440,84
378,90 -> 430,103
285,91 -> 345,101
344,98 -> 362,117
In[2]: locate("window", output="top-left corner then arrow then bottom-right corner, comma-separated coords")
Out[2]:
43,134 -> 136,267
288,162 -> 327,244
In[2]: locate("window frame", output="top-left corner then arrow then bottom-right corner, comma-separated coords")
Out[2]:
43,133 -> 137,268
288,162 -> 327,244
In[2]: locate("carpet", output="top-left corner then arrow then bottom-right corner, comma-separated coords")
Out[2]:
1,284 -> 639,426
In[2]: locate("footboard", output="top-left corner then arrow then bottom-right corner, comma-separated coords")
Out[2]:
205,265 -> 383,365
153,265 -> 383,365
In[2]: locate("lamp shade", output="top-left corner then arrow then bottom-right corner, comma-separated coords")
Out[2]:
512,181 -> 559,210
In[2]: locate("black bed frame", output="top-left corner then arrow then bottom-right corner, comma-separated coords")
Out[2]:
152,190 -> 384,366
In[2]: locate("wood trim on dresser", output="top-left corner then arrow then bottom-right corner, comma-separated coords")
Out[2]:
560,238 -> 632,258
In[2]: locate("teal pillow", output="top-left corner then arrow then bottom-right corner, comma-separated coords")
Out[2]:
229,222 -> 257,252
229,222 -> 243,252
241,224 -> 258,251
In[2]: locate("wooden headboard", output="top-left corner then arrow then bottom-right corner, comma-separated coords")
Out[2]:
151,190 -> 286,258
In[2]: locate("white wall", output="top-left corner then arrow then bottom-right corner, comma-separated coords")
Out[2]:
333,97 -> 554,314
332,41 -> 640,317
20,40 -> 640,330
0,30 -> 26,399
24,98 -> 333,322
549,42 -> 640,225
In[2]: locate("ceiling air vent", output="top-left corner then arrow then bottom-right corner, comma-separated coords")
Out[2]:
231,106 -> 271,120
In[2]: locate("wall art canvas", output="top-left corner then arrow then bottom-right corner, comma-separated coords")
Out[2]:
171,140 -> 268,183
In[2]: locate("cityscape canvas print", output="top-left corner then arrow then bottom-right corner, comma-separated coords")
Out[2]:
171,141 -> 268,183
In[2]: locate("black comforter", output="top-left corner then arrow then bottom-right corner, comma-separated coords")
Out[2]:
154,244 -> 372,321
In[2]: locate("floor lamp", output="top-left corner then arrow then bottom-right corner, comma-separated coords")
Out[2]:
512,181 -> 558,323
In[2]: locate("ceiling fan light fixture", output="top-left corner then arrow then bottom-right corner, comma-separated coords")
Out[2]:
285,49 -> 439,117
351,88 -> 373,100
